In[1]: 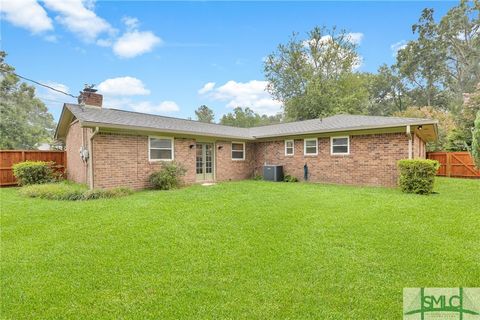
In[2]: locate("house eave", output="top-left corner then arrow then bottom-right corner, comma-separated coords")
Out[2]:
252,120 -> 439,141
80,121 -> 256,141
79,119 -> 438,142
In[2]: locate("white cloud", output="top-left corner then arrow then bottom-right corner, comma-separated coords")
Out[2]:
113,30 -> 162,58
122,16 -> 139,31
43,0 -> 114,42
347,32 -> 364,45
39,82 -> 71,100
36,81 -> 75,111
198,82 -> 216,94
96,38 -> 112,47
101,97 -> 180,115
391,40 -> 407,57
98,80 -> 178,115
201,80 -> 282,115
110,15 -> 162,58
97,77 -> 150,96
131,101 -> 180,114
303,32 -> 363,47
0,0 -> 53,33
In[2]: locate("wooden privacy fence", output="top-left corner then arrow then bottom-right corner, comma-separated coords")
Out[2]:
0,150 -> 66,186
427,152 -> 480,178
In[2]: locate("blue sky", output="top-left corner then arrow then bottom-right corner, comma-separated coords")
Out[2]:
1,1 -> 457,122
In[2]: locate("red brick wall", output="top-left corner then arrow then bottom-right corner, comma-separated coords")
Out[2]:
215,141 -> 255,181
254,133 -> 409,187
65,121 -> 89,184
413,134 -> 426,159
92,133 -> 196,189
77,131 -> 413,189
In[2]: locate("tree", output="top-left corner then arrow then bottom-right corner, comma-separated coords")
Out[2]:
394,1 -> 479,109
365,65 -> 410,116
457,83 -> 480,143
264,26 -> 366,120
437,0 -> 480,95
394,106 -> 457,151
219,107 -> 282,128
0,51 -> 55,149
395,8 -> 448,108
471,110 -> 480,168
195,105 -> 215,123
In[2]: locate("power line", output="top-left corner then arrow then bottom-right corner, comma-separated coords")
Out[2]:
0,67 -> 78,99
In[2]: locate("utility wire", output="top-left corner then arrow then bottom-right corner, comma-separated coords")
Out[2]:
0,67 -> 78,99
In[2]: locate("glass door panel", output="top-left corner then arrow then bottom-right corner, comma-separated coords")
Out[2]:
196,143 -> 214,181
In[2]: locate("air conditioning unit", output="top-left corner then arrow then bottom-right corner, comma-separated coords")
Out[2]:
263,165 -> 284,182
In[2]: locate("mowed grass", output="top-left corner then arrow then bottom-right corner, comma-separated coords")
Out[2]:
1,178 -> 479,319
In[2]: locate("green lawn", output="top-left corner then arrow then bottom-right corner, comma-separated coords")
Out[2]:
1,178 -> 479,319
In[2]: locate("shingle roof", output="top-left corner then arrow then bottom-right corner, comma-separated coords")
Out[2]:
63,104 -> 251,139
249,114 -> 437,138
57,103 -> 437,140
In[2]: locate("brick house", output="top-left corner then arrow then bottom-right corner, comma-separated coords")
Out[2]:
55,88 -> 438,189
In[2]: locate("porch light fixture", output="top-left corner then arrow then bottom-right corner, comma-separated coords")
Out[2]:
218,145 -> 223,150
189,144 -> 195,149
418,125 -> 423,130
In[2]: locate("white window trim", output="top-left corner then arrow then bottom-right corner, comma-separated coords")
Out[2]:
285,139 -> 294,156
304,138 -> 318,156
148,136 -> 174,161
330,136 -> 350,155
231,141 -> 245,161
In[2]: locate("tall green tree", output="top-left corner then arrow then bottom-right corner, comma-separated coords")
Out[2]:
472,110 -> 480,168
195,105 -> 215,123
365,65 -> 410,116
264,26 -> 367,120
395,0 -> 479,109
219,107 -> 282,128
438,0 -> 480,95
0,51 -> 55,149
396,8 -> 448,108
449,84 -> 480,150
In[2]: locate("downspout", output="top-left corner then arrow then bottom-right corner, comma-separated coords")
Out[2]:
88,127 -> 99,189
406,125 -> 412,159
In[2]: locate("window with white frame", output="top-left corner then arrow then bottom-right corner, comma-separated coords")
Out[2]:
331,136 -> 350,155
149,137 -> 174,161
304,138 -> 318,155
231,142 -> 245,160
285,140 -> 294,156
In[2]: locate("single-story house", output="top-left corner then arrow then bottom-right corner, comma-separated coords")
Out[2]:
55,88 -> 438,189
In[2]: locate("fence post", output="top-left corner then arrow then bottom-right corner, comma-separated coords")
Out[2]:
446,152 -> 451,177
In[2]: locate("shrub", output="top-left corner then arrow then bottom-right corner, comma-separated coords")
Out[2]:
19,181 -> 133,201
13,161 -> 54,186
284,175 -> 298,182
19,181 -> 87,200
82,187 -> 133,200
252,174 -> 263,181
149,162 -> 187,190
397,159 -> 440,195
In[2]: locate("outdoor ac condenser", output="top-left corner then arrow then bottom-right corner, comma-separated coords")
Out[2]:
263,165 -> 284,182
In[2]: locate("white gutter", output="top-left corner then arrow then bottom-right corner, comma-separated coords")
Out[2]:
88,127 -> 99,189
406,125 -> 412,159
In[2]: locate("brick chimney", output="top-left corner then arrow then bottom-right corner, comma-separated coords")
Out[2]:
78,85 -> 102,107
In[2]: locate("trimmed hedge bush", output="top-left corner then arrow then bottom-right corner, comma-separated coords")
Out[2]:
149,162 -> 186,190
19,181 -> 133,201
398,159 -> 440,195
284,175 -> 299,182
12,161 -> 55,186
